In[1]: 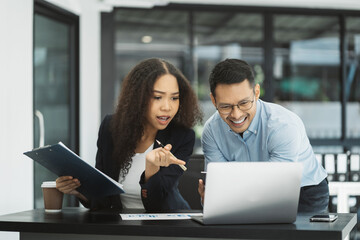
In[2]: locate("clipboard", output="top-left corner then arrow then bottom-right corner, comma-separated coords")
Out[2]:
24,142 -> 124,200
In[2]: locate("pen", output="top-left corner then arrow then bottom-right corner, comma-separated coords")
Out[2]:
155,140 -> 187,171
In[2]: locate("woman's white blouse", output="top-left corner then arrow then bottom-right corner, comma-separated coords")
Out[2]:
119,143 -> 154,209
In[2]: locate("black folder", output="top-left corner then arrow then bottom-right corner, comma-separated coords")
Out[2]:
336,153 -> 349,182
350,154 -> 360,182
24,142 -> 124,200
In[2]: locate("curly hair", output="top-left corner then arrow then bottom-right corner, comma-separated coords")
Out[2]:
110,58 -> 202,180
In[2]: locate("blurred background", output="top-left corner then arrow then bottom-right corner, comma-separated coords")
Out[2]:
0,0 -> 360,239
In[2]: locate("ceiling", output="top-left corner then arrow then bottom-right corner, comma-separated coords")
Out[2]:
101,0 -> 360,10
113,9 -> 360,48
105,0 -> 360,58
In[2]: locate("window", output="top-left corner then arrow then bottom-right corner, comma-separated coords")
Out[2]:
273,15 -> 341,139
192,11 -> 264,152
33,0 -> 79,208
113,9 -> 189,105
346,17 -> 360,139
103,6 -> 360,153
194,12 -> 264,100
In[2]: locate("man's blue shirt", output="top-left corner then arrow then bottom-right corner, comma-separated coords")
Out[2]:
202,99 -> 327,187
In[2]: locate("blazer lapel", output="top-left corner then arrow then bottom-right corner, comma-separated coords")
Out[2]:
154,128 -> 169,149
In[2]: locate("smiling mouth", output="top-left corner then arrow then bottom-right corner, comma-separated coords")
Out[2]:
229,116 -> 247,126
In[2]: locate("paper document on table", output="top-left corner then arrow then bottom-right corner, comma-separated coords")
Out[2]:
120,213 -> 203,220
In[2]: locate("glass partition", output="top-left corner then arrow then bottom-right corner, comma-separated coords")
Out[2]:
193,12 -> 264,152
108,7 -> 359,153
346,17 -> 360,139
113,9 -> 189,107
33,2 -> 79,208
34,14 -> 71,208
273,15 -> 340,139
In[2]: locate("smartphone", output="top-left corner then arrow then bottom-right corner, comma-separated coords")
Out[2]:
309,214 -> 338,222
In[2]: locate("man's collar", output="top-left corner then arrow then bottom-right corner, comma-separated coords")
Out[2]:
246,99 -> 261,135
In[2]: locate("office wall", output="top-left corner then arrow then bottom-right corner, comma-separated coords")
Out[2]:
0,0 -> 101,217
0,0 -> 100,238
0,1 -> 33,239
77,0 -> 101,167
0,0 -> 34,215
0,0 -> 101,212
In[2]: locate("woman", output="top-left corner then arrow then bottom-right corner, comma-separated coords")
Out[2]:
56,58 -> 202,211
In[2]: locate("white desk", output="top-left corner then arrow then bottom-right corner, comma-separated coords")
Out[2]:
329,181 -> 360,213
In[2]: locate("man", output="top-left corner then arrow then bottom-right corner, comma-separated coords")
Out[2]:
198,59 -> 329,213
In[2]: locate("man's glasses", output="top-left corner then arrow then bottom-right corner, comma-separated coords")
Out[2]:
216,94 -> 255,115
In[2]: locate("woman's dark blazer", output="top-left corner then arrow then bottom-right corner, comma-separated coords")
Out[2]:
84,115 -> 194,211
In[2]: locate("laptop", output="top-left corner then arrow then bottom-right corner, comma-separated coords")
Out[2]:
192,162 -> 303,225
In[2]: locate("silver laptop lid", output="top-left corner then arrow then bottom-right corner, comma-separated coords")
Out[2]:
203,162 -> 303,225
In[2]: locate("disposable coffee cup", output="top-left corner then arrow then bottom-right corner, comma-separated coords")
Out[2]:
41,181 -> 63,213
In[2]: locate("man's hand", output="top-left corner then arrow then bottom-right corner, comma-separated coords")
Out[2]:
198,179 -> 205,205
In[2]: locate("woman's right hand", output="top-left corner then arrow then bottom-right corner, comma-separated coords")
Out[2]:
144,144 -> 186,182
56,176 -> 88,202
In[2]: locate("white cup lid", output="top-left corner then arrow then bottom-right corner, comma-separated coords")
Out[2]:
41,181 -> 56,188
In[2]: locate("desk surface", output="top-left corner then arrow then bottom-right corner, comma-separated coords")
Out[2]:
0,208 -> 357,240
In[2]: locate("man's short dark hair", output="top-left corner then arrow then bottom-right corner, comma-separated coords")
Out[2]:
209,59 -> 255,97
